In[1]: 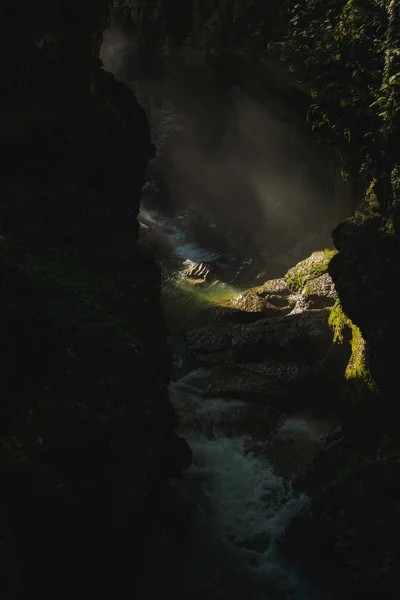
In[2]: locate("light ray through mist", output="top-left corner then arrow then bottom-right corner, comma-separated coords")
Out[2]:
100,20 -> 352,277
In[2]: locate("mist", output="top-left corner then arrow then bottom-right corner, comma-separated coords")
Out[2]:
100,20 -> 352,275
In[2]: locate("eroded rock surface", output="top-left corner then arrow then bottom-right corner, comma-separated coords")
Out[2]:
175,251 -> 349,414
230,278 -> 292,315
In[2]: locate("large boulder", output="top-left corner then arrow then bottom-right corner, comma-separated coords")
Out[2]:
229,277 -> 293,315
303,272 -> 338,306
184,307 -> 350,411
285,249 -> 337,293
174,249 -> 349,412
289,272 -> 338,314
228,252 -> 338,319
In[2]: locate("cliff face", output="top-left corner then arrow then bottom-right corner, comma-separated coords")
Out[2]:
0,2 -> 191,598
282,199 -> 400,597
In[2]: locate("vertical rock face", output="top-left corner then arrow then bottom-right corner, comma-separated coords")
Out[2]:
283,209 -> 400,598
329,210 -> 400,433
0,2 -> 191,599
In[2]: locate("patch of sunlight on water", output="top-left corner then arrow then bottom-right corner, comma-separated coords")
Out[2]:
162,273 -> 237,332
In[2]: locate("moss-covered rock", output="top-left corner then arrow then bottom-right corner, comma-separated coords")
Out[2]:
230,261 -> 339,319
328,299 -> 378,401
230,278 -> 293,315
345,326 -> 378,395
285,249 -> 337,293
183,307 -> 350,411
284,195 -> 400,600
173,250 -> 356,414
329,209 -> 400,431
303,273 -> 338,307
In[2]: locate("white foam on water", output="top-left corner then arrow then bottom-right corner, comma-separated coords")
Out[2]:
182,433 -> 312,598
184,434 -> 307,548
197,398 -> 250,430
140,208 -> 219,262
143,206 -> 334,599
176,244 -> 219,262
169,374 -> 335,598
276,414 -> 330,443
170,381 -> 251,435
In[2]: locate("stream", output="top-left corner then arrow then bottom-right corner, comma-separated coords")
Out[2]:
138,203 -> 342,600
100,19 -> 351,600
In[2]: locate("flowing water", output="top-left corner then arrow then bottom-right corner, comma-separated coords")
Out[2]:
100,20 -> 348,599
139,204 -> 339,599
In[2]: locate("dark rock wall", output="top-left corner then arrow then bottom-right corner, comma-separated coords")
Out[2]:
284,207 -> 400,598
0,2 -> 191,598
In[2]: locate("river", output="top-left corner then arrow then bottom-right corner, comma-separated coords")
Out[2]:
100,20 -> 350,600
138,202 -> 345,600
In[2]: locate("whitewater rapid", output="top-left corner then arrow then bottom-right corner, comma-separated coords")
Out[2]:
99,21 -> 350,596
139,205 -> 338,600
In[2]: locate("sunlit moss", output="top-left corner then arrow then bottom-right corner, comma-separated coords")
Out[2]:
364,179 -> 379,210
162,277 -> 237,333
329,299 -> 378,394
328,298 -> 352,343
345,325 -> 378,393
284,249 -> 338,293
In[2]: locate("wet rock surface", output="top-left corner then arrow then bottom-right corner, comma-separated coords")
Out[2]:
289,273 -> 338,314
180,308 -> 349,412
166,252 -> 352,600
185,260 -> 219,281
285,250 -> 337,293
229,278 -> 293,315
280,210 -> 400,600
305,273 -> 337,304
169,248 -> 348,500
174,251 -> 350,418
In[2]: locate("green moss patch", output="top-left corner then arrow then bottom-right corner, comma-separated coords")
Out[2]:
285,249 -> 338,293
329,299 -> 378,396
